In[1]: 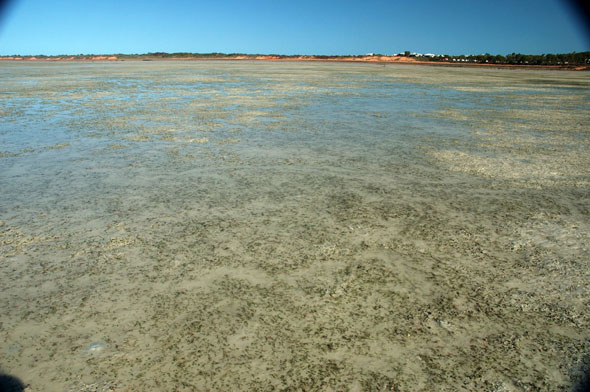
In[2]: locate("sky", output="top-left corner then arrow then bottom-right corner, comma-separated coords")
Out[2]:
0,0 -> 588,56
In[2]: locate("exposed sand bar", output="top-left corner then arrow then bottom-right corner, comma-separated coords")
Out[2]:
0,61 -> 589,391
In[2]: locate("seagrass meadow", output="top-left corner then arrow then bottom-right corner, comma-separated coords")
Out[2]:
1,61 -> 589,391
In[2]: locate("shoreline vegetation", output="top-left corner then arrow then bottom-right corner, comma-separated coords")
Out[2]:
1,51 -> 589,70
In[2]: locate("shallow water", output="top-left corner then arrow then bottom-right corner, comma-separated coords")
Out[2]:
1,61 -> 590,391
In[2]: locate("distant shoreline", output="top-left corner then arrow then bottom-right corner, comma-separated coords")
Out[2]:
1,54 -> 588,71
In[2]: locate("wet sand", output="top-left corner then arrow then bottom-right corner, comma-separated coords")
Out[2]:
1,61 -> 589,391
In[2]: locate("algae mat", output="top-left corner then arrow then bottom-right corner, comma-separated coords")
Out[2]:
1,61 -> 589,391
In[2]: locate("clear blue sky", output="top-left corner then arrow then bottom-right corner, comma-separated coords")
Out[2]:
0,0 -> 588,56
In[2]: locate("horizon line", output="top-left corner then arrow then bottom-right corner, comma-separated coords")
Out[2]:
1,50 -> 589,57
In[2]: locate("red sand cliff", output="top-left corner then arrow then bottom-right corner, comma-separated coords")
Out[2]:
0,55 -> 587,70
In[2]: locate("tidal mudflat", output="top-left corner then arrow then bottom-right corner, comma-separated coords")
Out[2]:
1,61 -> 589,391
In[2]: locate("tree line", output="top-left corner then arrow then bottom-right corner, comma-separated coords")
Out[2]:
425,51 -> 590,65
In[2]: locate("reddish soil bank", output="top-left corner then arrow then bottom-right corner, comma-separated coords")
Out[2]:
1,54 -> 588,70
